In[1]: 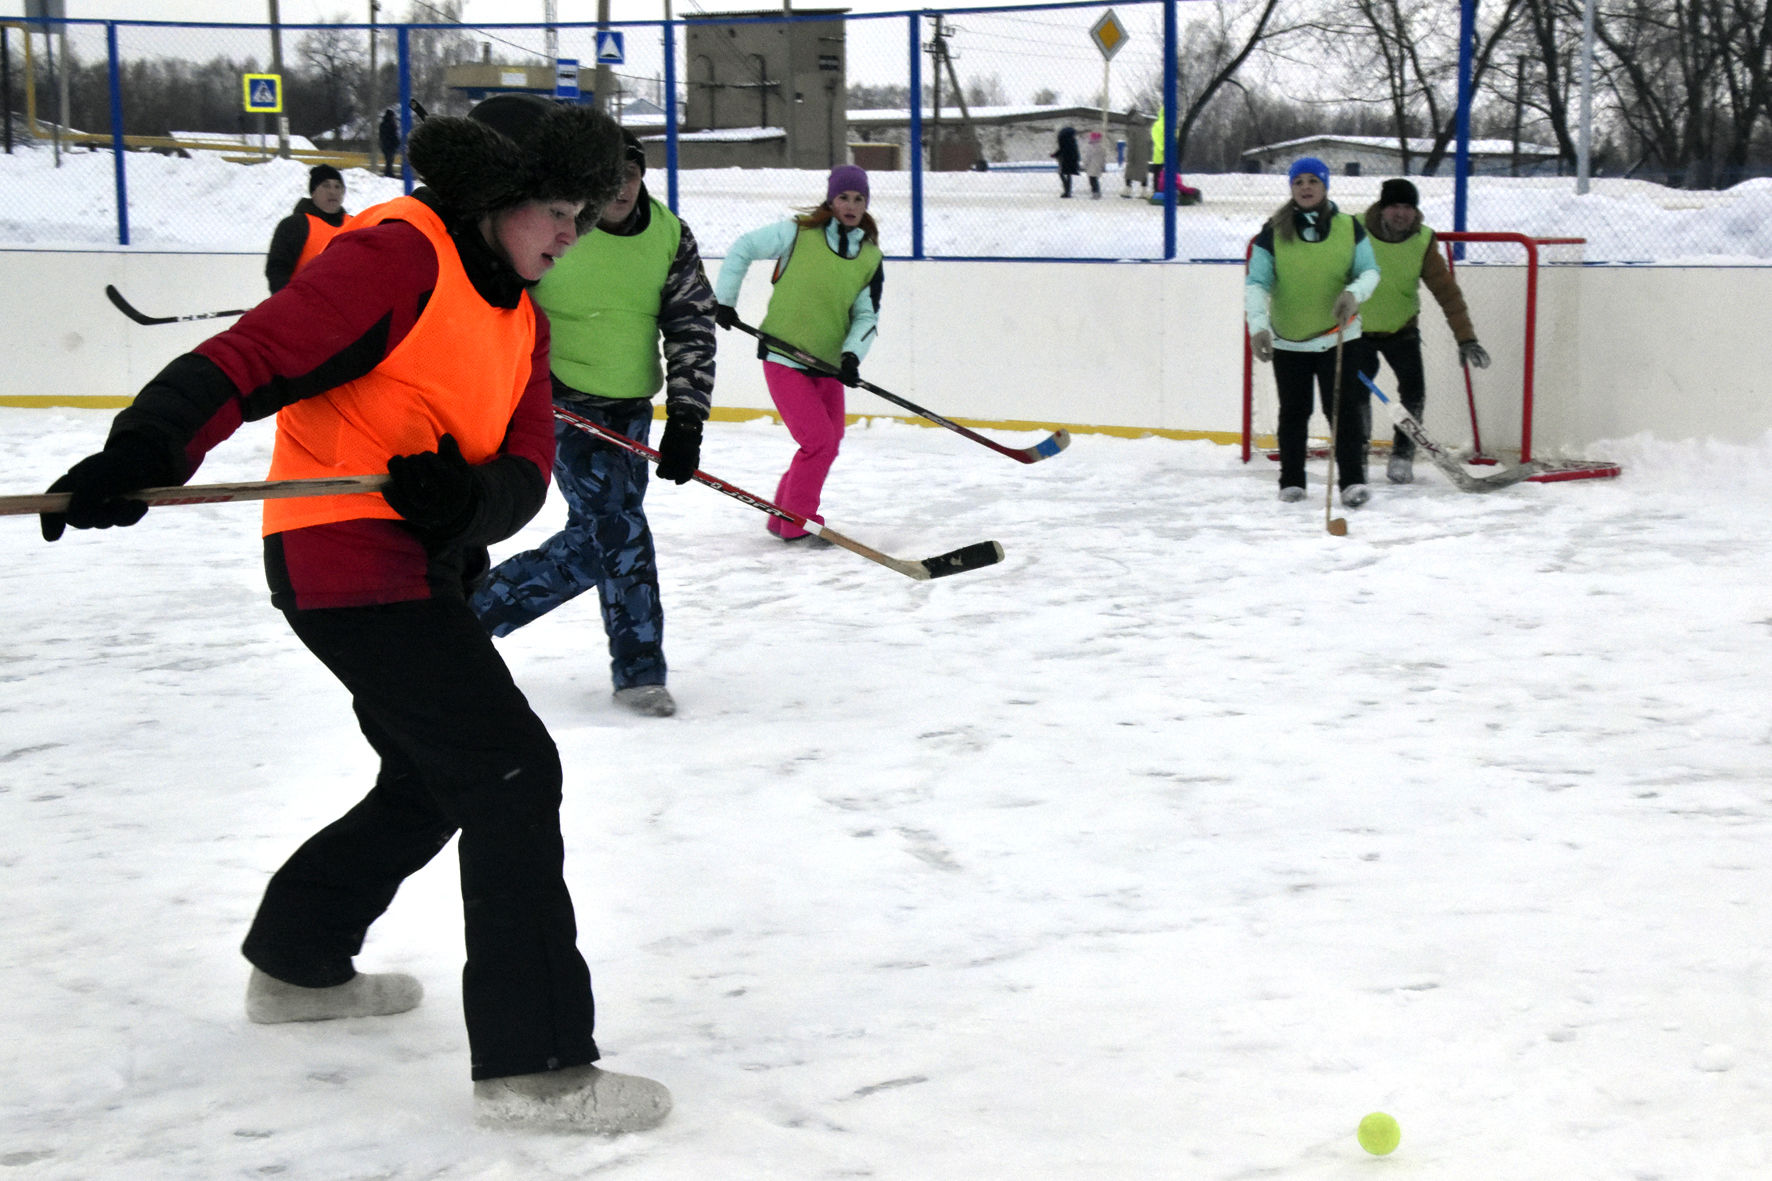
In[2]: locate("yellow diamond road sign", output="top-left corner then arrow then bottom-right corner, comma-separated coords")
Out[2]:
1090,10 -> 1129,61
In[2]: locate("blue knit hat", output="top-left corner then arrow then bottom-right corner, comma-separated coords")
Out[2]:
1288,156 -> 1330,187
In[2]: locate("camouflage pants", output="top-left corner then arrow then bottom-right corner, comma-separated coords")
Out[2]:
470,398 -> 666,690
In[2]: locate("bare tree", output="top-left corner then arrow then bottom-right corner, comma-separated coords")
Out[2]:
299,22 -> 366,142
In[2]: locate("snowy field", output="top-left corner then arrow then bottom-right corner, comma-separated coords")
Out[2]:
4,404 -> 1772,1179
7,138 -> 1772,263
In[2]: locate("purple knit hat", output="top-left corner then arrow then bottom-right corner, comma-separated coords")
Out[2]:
827,164 -> 869,204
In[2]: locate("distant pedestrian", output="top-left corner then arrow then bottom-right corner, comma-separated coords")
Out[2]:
378,109 -> 399,178
1360,178 -> 1490,484
712,165 -> 882,544
1082,129 -> 1106,199
1052,126 -> 1080,198
1244,156 -> 1381,507
1122,109 -> 1149,199
264,163 -> 349,294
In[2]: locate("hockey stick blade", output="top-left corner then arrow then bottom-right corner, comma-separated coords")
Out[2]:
730,320 -> 1069,464
553,406 -> 1003,582
2,473 -> 390,517
1358,373 -> 1545,492
105,284 -> 251,326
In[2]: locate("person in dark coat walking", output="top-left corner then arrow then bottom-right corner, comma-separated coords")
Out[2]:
378,109 -> 400,178
1052,125 -> 1081,198
37,94 -> 675,1136
264,163 -> 349,293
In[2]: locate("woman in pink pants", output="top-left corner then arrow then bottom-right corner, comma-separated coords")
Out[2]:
713,166 -> 884,540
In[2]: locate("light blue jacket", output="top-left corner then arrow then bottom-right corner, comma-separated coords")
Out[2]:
714,218 -> 882,370
1244,205 -> 1380,353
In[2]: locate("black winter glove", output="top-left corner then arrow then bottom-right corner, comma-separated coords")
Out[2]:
384,433 -> 478,540
839,351 -> 862,388
654,412 -> 703,485
714,304 -> 739,330
40,434 -> 179,543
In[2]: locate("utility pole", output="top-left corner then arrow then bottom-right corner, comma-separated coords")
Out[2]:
591,0 -> 612,112
268,0 -> 289,158
367,0 -> 380,172
544,0 -> 558,67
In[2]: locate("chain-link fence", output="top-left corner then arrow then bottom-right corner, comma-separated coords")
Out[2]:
3,5 -> 1770,265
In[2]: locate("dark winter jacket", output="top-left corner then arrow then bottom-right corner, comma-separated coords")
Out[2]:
379,111 -> 400,157
1052,127 -> 1081,176
264,197 -> 348,293
110,188 -> 555,612
1359,202 -> 1477,343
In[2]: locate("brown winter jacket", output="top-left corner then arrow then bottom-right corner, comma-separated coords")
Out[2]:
1360,202 -> 1477,344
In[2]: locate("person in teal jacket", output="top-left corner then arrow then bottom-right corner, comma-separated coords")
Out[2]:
713,165 -> 883,542
1245,156 -> 1381,506
472,126 -> 716,719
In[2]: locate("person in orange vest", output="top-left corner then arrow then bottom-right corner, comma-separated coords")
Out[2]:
37,95 -> 673,1135
264,163 -> 349,293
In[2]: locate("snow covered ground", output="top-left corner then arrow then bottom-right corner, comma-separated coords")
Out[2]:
5,137 -> 1772,263
5,403 -> 1772,1178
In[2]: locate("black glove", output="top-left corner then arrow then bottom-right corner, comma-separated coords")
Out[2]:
654,412 -> 703,485
714,304 -> 738,330
839,352 -> 862,387
40,433 -> 178,543
384,433 -> 478,539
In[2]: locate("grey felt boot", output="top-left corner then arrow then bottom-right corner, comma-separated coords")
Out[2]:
474,1064 -> 673,1134
245,967 -> 424,1024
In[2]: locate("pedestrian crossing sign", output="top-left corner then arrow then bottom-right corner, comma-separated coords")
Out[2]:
243,73 -> 283,114
596,31 -> 625,65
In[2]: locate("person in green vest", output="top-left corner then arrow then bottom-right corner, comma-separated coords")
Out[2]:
713,165 -> 884,544
1360,178 -> 1491,484
1245,156 -> 1382,505
471,126 -> 716,720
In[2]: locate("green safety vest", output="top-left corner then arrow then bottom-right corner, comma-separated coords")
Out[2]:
1362,226 -> 1433,334
532,197 -> 682,400
759,225 -> 883,369
1271,213 -> 1356,342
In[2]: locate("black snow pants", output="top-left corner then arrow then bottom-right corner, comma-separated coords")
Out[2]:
241,597 -> 599,1081
1366,326 -> 1428,459
1272,338 -> 1380,490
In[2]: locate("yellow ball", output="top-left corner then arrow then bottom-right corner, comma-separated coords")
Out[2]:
1357,1111 -> 1401,1156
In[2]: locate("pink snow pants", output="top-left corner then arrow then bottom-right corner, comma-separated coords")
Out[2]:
763,360 -> 847,539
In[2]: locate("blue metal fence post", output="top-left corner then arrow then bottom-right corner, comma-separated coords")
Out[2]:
1162,0 -> 1178,259
398,25 -> 414,193
1454,0 -> 1475,239
908,12 -> 924,260
664,17 -> 679,213
107,22 -> 128,246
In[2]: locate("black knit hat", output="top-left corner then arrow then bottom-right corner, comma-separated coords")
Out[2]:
308,163 -> 343,193
406,94 -> 626,231
621,128 -> 647,175
1379,178 -> 1419,208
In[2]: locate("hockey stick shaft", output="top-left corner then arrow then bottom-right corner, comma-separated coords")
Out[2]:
729,319 -> 1069,464
1358,373 -> 1543,492
105,284 -> 251,326
552,406 -> 1002,581
1325,328 -> 1347,536
1,473 -> 390,517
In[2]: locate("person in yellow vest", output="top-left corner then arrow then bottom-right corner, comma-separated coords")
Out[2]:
37,95 -> 675,1135
1245,156 -> 1382,505
1361,178 -> 1491,484
712,164 -> 883,543
264,163 -> 349,293
472,129 -> 716,719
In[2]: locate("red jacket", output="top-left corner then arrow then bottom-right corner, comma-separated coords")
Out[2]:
106,191 -> 556,611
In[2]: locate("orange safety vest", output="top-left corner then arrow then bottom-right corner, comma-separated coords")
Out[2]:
293,212 -> 347,277
263,196 -> 536,536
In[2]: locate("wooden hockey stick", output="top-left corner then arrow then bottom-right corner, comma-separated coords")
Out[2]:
1,473 -> 390,518
729,319 -> 1070,464
1325,327 -> 1348,537
554,406 -> 1003,581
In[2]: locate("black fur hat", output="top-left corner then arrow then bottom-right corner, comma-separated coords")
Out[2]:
406,95 -> 626,230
